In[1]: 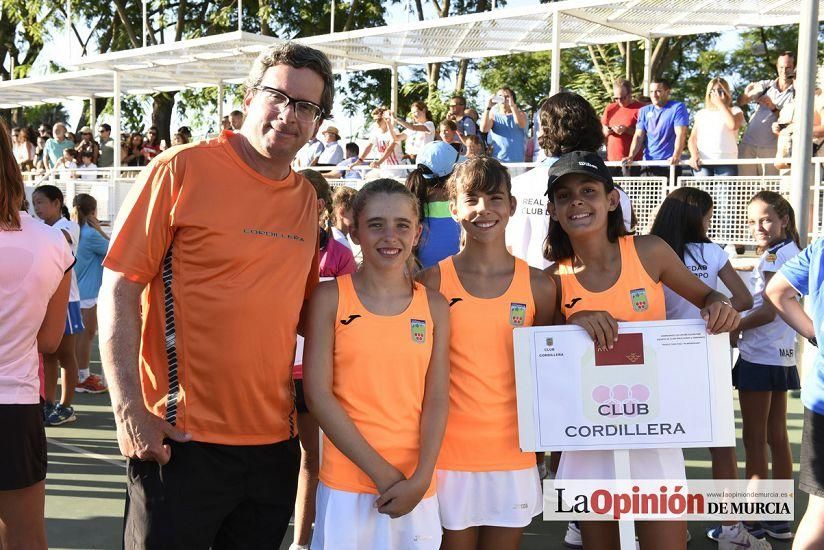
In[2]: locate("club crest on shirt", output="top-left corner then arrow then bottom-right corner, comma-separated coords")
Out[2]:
411,319 -> 427,344
509,302 -> 527,326
766,253 -> 777,263
630,288 -> 649,312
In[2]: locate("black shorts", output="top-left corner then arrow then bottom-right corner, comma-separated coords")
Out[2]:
294,379 -> 308,414
732,357 -> 801,391
124,437 -> 300,550
800,408 -> 824,497
0,403 -> 47,490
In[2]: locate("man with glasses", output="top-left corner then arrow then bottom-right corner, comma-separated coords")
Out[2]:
602,79 -> 643,176
447,94 -> 479,141
99,42 -> 330,549
96,124 -> 114,168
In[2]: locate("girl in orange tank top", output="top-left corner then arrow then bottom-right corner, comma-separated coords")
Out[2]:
304,179 -> 450,550
419,158 -> 556,549
544,152 -> 740,550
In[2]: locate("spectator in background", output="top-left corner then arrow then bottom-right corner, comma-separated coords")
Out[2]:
688,77 -> 745,176
178,126 -> 192,142
75,126 -> 100,165
357,106 -> 405,168
447,94 -> 478,140
44,122 -> 74,171
76,151 -> 98,180
142,126 -> 162,162
72,193 -> 110,395
738,52 -> 796,176
439,119 -> 463,155
171,132 -> 189,147
406,140 -> 461,268
230,109 -> 244,131
480,86 -> 527,162
464,134 -> 485,158
123,132 -> 147,166
624,78 -> 689,177
221,116 -> 232,131
0,118 -> 72,550
602,79 -> 643,176
316,126 -> 344,166
395,101 -> 436,162
13,127 -> 35,171
38,124 -> 51,139
97,124 -> 114,168
325,142 -> 364,180
294,132 -> 325,168
34,136 -> 47,173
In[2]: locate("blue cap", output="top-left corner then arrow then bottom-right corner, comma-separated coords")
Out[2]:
417,141 -> 459,179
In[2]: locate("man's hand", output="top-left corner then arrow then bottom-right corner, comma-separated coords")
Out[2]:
613,124 -> 627,135
757,95 -> 776,111
621,156 -> 634,165
669,154 -> 681,165
115,405 -> 191,464
688,156 -> 702,171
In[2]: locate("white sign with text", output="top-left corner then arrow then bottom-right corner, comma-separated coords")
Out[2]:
514,319 -> 736,452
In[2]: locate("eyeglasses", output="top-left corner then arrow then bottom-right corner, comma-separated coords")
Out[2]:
253,85 -> 324,122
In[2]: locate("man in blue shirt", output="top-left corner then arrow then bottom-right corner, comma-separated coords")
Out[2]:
479,87 -> 527,162
767,238 -> 824,548
623,78 -> 689,177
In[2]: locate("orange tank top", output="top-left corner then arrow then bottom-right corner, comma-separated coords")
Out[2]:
558,236 -> 665,322
319,274 -> 436,496
437,256 -> 537,471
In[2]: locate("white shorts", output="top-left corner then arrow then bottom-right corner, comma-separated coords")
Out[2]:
311,482 -> 442,550
557,448 -> 686,480
79,298 -> 97,309
436,467 -> 542,530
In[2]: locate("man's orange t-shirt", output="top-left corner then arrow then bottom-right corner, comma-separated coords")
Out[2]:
104,131 -> 319,445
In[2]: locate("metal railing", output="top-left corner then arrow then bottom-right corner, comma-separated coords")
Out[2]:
23,157 -> 824,247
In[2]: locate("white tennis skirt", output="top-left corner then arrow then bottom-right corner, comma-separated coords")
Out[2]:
436,467 -> 543,530
557,448 -> 686,480
311,482 -> 442,550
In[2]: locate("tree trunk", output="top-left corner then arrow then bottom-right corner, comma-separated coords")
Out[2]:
343,0 -> 360,31
455,59 -> 469,94
112,0 -> 142,48
151,92 -> 176,144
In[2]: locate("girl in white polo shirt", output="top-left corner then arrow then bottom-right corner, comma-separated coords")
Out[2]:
32,185 -> 83,426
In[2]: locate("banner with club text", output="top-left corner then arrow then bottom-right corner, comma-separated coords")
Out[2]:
514,319 -> 736,452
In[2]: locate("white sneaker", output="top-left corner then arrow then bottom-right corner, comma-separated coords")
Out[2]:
564,521 -> 583,548
718,524 -> 772,550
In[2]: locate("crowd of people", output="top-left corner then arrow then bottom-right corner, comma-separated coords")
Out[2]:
5,40 -> 824,550
10,122 -> 194,177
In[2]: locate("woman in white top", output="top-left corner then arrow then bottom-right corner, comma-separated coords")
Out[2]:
0,121 -> 72,550
687,77 -> 745,176
13,128 -> 36,171
357,106 -> 405,169
394,101 -> 435,162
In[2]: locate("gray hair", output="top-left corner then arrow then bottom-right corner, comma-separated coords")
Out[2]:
613,78 -> 632,94
245,42 -> 334,119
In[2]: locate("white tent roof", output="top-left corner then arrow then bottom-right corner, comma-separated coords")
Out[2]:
0,0 -> 818,107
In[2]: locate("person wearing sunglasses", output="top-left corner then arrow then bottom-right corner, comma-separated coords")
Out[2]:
99,42 -> 334,550
75,126 -> 100,165
601,79 -> 643,177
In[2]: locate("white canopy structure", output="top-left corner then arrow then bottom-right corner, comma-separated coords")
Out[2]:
1,0 -> 820,242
